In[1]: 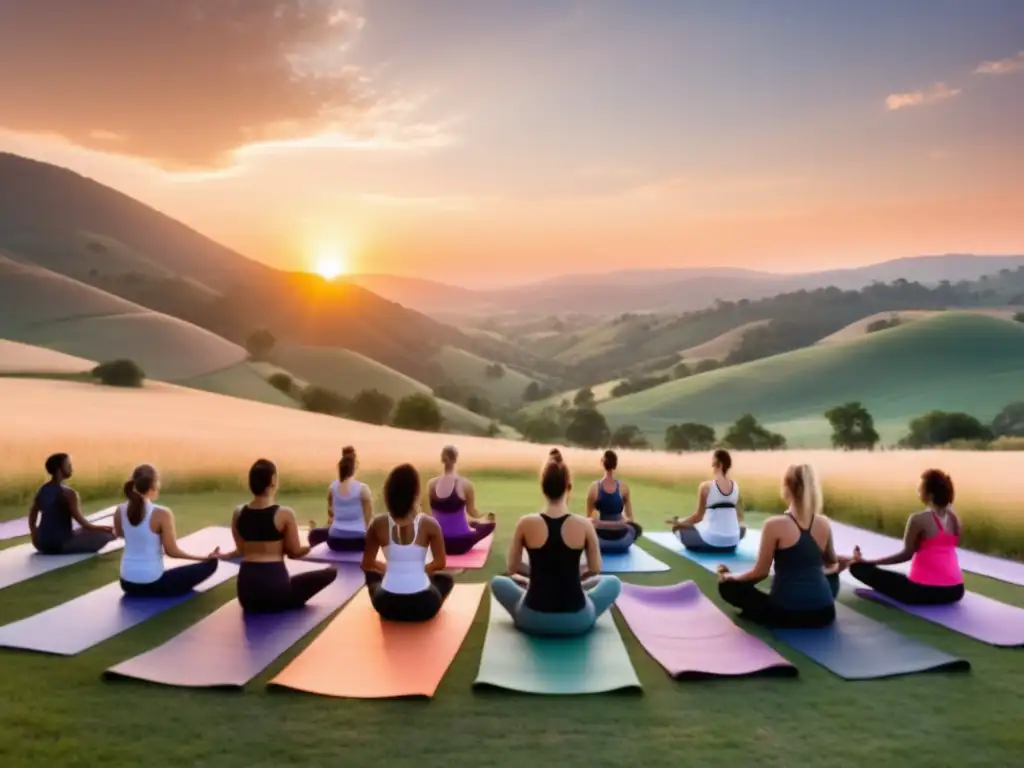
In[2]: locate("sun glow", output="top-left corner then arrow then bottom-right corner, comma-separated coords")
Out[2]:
313,248 -> 348,281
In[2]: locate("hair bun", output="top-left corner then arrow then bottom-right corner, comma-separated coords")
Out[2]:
342,446 -> 355,456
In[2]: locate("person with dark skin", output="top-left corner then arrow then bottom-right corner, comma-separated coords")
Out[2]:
427,445 -> 496,555
667,449 -> 746,553
29,452 -> 115,554
362,464 -> 454,622
219,459 -> 337,613
843,469 -> 965,605
586,450 -> 642,552
717,464 -> 842,628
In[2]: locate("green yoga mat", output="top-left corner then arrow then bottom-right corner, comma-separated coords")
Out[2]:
473,595 -> 642,695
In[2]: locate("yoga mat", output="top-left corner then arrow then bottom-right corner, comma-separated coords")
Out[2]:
645,530 -> 762,572
829,519 -> 1024,587
771,603 -> 970,680
854,588 -> 1024,647
0,524 -> 125,591
520,545 -> 670,574
269,583 -> 486,698
616,581 -> 796,679
104,563 -> 364,688
0,527 -> 236,655
304,534 -> 494,570
473,594 -> 641,694
0,508 -> 115,542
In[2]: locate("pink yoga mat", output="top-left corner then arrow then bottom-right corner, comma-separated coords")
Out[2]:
304,534 -> 494,570
615,581 -> 797,679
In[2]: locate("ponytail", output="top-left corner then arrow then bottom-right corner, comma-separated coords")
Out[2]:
784,464 -> 822,517
124,464 -> 158,526
339,446 -> 357,481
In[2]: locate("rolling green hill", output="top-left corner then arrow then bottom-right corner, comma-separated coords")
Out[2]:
599,313 -> 1024,447
430,346 -> 540,405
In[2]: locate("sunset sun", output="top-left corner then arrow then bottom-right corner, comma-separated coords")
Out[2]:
313,249 -> 348,281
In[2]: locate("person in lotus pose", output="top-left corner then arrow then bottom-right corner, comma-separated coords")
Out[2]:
667,449 -> 746,553
427,445 -> 495,555
30,452 -> 115,555
845,469 -> 964,605
308,446 -> 373,551
718,464 -> 841,628
490,451 -> 621,636
221,459 -> 337,613
362,464 -> 454,622
116,464 -> 221,597
586,450 -> 641,553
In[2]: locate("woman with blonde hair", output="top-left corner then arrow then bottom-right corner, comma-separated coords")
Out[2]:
427,444 -> 495,555
717,464 -> 841,628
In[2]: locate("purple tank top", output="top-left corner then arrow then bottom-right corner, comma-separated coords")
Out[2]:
431,483 -> 472,536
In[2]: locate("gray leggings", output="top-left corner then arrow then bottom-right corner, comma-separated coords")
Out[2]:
490,575 -> 622,637
678,525 -> 747,553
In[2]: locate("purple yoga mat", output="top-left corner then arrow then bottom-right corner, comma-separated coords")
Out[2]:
104,562 -> 365,688
0,507 -> 115,542
0,527 -> 236,655
615,581 -> 797,679
854,588 -> 1024,647
829,520 -> 1024,587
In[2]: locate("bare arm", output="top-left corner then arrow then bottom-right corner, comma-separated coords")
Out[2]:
581,518 -> 603,579
425,519 -> 448,573
723,520 -> 776,583
28,491 -> 41,540
464,481 -> 485,520
326,488 -> 334,525
589,483 -> 624,529
360,518 -> 387,574
219,506 -> 245,560
281,508 -> 310,559
113,507 -> 124,539
157,509 -> 217,560
860,515 -> 918,566
505,518 -> 528,575
360,485 -> 373,527
820,522 -> 842,573
671,483 -> 708,529
622,482 -> 634,522
735,496 -> 745,525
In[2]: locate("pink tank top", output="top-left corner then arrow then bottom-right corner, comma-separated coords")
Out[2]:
908,511 -> 963,587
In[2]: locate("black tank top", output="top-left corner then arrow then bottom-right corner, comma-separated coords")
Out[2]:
236,505 -> 283,542
524,514 -> 585,613
36,482 -> 72,547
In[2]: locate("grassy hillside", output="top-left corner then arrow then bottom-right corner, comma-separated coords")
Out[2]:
431,346 -> 539,405
0,339 -> 95,375
179,362 -> 298,409
681,319 -> 771,362
817,308 -> 1018,345
600,313 -> 1024,447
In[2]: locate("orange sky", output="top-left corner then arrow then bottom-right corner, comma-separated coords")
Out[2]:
1,1 -> 1022,286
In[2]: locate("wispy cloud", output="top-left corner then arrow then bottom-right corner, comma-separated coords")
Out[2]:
974,51 -> 1024,75
885,82 -> 961,111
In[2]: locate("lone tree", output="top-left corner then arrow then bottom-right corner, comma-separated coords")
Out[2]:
824,401 -> 880,450
92,359 -> 145,388
664,423 -> 716,452
392,393 -> 443,432
267,372 -> 294,394
723,414 -> 786,451
245,329 -> 276,361
485,363 -> 506,379
565,407 -> 610,448
573,387 -> 597,408
349,389 -> 395,425
610,424 -> 650,449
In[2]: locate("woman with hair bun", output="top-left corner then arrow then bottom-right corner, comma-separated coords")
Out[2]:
586,449 -> 641,553
115,464 -> 221,597
845,469 -> 964,605
308,446 -> 373,551
717,464 -> 840,628
667,448 -> 745,553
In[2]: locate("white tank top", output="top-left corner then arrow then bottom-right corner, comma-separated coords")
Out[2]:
119,501 -> 165,584
328,480 -> 366,536
381,515 -> 430,595
697,479 -> 741,548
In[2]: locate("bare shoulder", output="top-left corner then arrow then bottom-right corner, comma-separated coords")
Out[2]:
698,480 -> 711,494
276,506 -> 297,523
360,483 -> 373,498
620,479 -> 631,494
420,515 -> 442,533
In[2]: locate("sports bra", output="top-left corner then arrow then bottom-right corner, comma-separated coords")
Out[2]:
908,511 -> 963,587
523,514 -> 586,613
594,480 -> 624,521
236,505 -> 283,542
430,481 -> 466,513
381,515 -> 431,594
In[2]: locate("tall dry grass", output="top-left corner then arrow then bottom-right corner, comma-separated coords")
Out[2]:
2,378 -> 1022,555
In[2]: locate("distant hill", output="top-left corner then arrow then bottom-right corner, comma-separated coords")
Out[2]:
599,313 -> 1024,448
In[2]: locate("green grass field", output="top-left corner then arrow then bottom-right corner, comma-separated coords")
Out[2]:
431,345 -> 539,405
1,475 -> 1022,767
179,362 -> 299,409
601,313 -> 1024,447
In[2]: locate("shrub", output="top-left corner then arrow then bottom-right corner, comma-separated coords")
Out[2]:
573,387 -> 596,408
521,415 -> 562,443
485,363 -> 506,379
300,386 -> 349,416
664,423 -> 716,452
866,315 -> 902,334
565,407 -> 611,448
268,372 -> 293,394
392,393 -> 443,432
92,359 -> 145,388
245,329 -> 276,361
722,414 -> 786,451
610,425 -> 650,449
899,411 -> 993,448
349,389 -> 395,425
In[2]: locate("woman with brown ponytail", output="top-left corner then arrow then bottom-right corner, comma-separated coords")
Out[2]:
717,464 -> 841,628
114,464 -> 221,597
308,446 -> 373,551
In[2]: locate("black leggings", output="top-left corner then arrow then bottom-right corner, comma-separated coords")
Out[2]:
366,571 -> 454,622
237,561 -> 337,614
597,521 -> 644,540
719,578 -> 837,629
121,559 -> 219,597
678,525 -> 746,553
308,529 -> 365,552
849,563 -> 965,605
35,527 -> 115,555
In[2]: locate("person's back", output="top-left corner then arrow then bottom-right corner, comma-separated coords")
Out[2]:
381,514 -> 431,595
119,499 -> 164,584
431,476 -> 472,535
769,514 -> 835,612
522,512 -> 587,613
329,479 -> 366,535
30,453 -> 115,555
34,481 -> 73,552
700,478 -> 741,546
908,510 -> 962,586
594,480 -> 624,521
428,446 -> 496,555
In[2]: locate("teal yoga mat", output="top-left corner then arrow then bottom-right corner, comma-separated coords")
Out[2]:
521,545 -> 669,574
473,595 -> 641,695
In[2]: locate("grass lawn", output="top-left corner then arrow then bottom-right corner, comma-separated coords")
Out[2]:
1,474 -> 1022,767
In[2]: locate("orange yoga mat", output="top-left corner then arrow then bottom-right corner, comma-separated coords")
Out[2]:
268,582 -> 486,698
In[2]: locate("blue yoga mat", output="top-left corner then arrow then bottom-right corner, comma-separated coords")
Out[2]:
0,529 -> 125,591
601,545 -> 671,573
105,562 -> 365,688
772,603 -> 970,680
0,527 -> 237,655
645,530 -> 762,572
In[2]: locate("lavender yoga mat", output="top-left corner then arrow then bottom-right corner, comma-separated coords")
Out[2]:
854,588 -> 1024,647
0,527 -> 236,655
0,507 -> 115,542
0,519 -> 125,591
616,581 -> 796,679
829,519 -> 1024,587
104,562 -> 365,688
